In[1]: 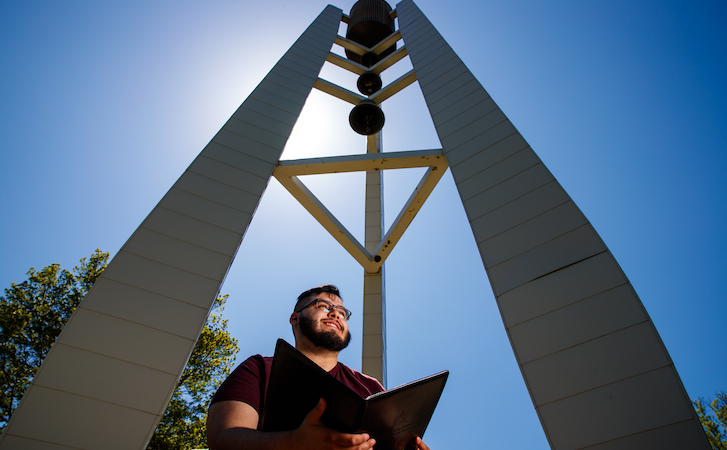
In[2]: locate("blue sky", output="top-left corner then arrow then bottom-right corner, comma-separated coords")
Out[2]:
1,0 -> 726,448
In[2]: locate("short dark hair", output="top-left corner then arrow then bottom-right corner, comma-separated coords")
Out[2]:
294,284 -> 342,311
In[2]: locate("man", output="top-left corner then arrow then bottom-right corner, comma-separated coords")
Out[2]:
207,285 -> 431,450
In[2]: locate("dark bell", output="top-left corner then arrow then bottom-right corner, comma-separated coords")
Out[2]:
349,99 -> 385,135
357,71 -> 382,95
345,0 -> 397,65
360,52 -> 380,68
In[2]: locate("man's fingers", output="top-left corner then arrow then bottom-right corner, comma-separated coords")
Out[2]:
300,399 -> 376,449
354,436 -> 376,449
415,436 -> 431,450
316,418 -> 375,448
337,434 -> 375,449
304,398 -> 326,423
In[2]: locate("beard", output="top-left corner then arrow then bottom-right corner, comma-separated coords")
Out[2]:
299,313 -> 351,352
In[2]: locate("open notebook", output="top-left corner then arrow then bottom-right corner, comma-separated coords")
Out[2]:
261,339 -> 448,450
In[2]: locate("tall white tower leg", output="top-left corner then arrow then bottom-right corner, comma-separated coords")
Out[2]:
397,0 -> 710,448
0,6 -> 342,449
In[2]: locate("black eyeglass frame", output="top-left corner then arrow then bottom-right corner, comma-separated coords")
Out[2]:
296,298 -> 352,320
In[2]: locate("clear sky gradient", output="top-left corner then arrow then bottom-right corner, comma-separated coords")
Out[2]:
1,1 -> 726,448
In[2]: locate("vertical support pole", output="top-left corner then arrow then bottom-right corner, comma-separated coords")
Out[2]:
362,132 -> 387,387
0,6 -> 342,450
396,0 -> 711,448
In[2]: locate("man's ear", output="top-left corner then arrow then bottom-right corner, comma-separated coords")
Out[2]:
290,312 -> 299,327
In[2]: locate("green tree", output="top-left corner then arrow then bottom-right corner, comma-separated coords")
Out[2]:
694,392 -> 727,450
0,249 -> 108,429
147,294 -> 239,449
0,251 -> 239,449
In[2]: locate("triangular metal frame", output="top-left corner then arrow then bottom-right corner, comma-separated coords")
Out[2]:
273,149 -> 447,273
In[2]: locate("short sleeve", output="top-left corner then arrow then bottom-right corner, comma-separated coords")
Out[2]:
210,355 -> 272,414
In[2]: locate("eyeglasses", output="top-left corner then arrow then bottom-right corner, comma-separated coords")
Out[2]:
296,299 -> 352,321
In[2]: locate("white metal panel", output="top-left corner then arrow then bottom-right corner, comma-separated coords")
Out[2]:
456,148 -> 541,201
523,322 -> 671,406
435,97 -> 498,138
159,188 -> 253,233
363,276 -> 384,313
174,172 -> 261,214
362,336 -> 383,358
445,119 -> 519,166
202,142 -> 275,177
230,97 -> 296,134
581,420 -> 710,450
427,79 -> 480,116
418,60 -> 469,91
402,21 -> 436,44
497,252 -> 627,327
31,344 -> 176,413
212,129 -> 283,163
59,308 -> 194,375
396,16 -> 427,37
421,71 -> 478,106
277,57 -> 320,81
431,87 -> 492,126
6,387 -> 156,450
0,435 -> 78,450
222,118 -> 289,149
307,18 -> 338,39
81,278 -> 207,339
446,127 -> 521,170
101,251 -> 222,308
298,29 -> 331,48
365,211 -> 382,227
469,181 -> 570,243
121,228 -> 231,281
362,312 -> 383,335
293,34 -> 330,52
537,367 -> 697,450
362,274 -> 384,358
141,206 -> 244,256
440,109 -> 508,150
290,39 -> 331,60
265,71 -> 314,99
366,183 -> 382,200
509,284 -> 647,363
278,51 -> 323,75
450,134 -> 530,181
257,78 -> 308,106
406,39 -> 449,69
188,156 -> 269,199
487,225 -> 607,295
412,36 -> 454,61
236,97 -> 299,126
239,86 -> 303,116
463,163 -> 555,219
478,201 -> 587,267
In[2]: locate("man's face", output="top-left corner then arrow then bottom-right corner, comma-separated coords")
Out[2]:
297,292 -> 351,352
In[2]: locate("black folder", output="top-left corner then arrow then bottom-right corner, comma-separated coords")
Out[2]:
261,339 -> 448,450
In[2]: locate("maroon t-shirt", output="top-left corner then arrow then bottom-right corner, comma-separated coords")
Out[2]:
210,354 -> 384,426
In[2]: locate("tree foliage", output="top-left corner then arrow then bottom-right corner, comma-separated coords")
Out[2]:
0,249 -> 108,430
147,294 -> 239,449
694,392 -> 727,450
0,250 -> 239,449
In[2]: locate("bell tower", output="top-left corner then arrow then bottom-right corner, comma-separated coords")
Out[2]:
0,1 -> 711,449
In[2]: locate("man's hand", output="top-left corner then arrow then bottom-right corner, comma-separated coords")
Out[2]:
414,436 -> 431,450
293,398 -> 377,450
